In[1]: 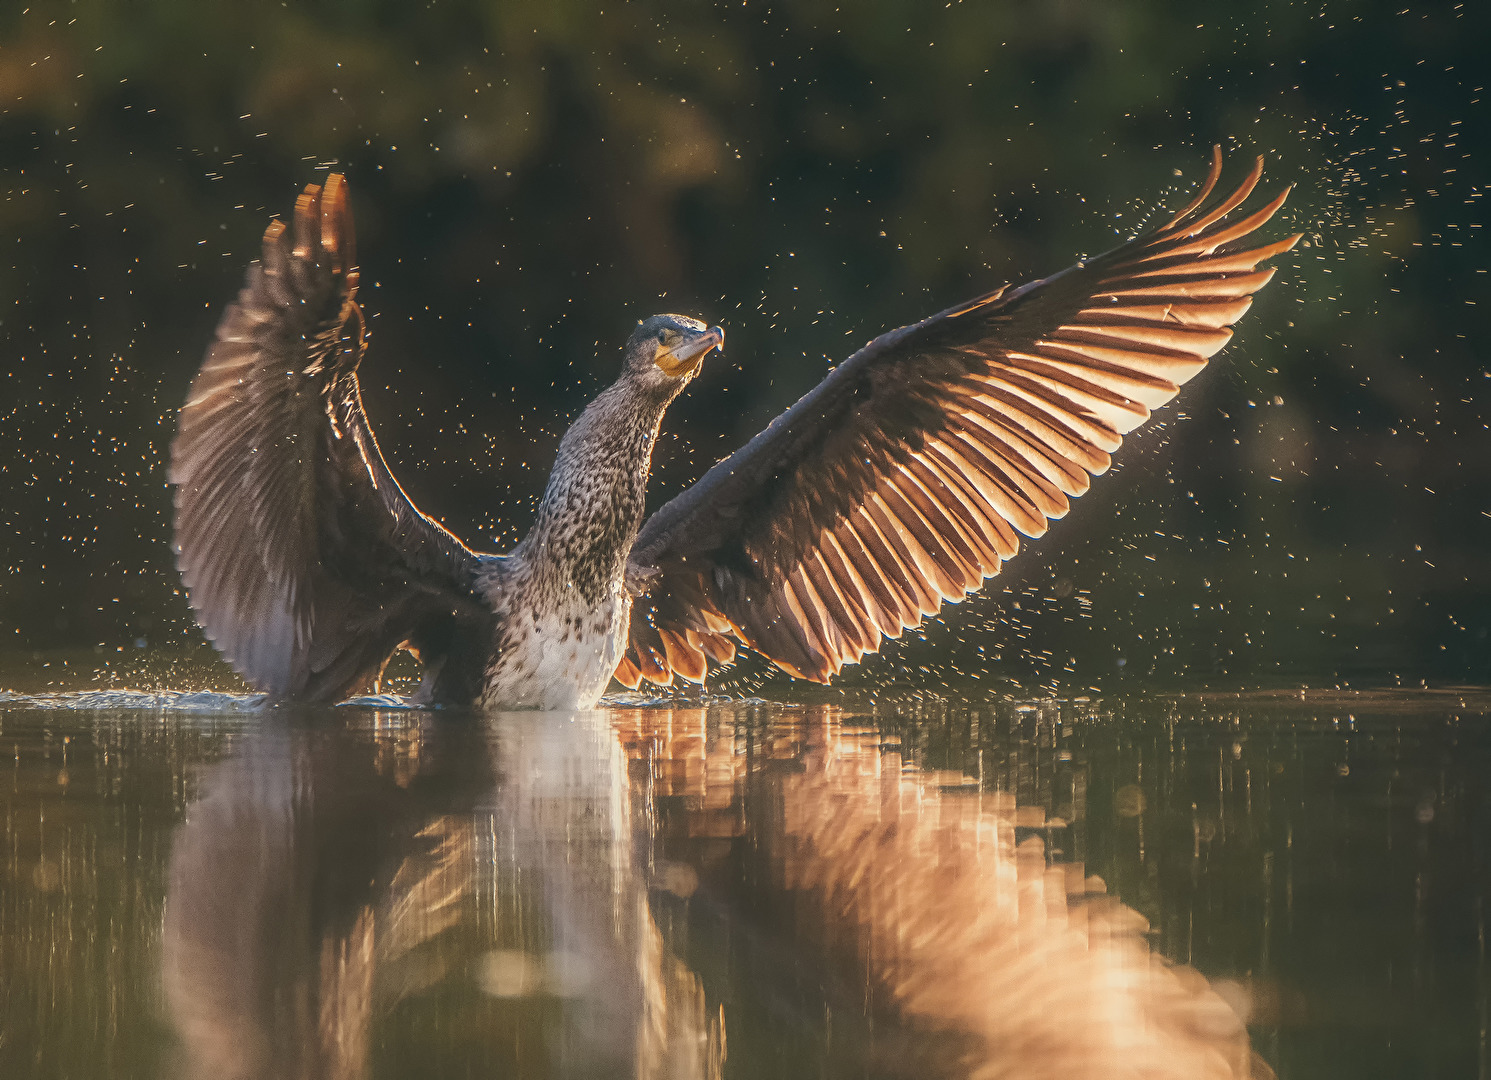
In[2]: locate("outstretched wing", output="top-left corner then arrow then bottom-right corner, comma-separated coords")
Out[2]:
171,175 -> 494,702
619,149 -> 1299,687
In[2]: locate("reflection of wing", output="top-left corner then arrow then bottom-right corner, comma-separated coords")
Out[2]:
777,714 -> 1271,1080
171,176 -> 495,702
162,720 -> 494,1080
616,705 -> 1271,1079
619,150 -> 1298,687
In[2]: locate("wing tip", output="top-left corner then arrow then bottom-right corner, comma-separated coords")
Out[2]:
292,185 -> 321,261
288,174 -> 359,295
1159,147 -> 1277,240
771,656 -> 831,683
321,173 -> 358,289
613,652 -> 644,690
1160,145 -> 1224,229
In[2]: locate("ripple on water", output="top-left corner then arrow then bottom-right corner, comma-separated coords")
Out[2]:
0,689 -> 269,711
339,693 -> 430,709
0,688 -> 781,712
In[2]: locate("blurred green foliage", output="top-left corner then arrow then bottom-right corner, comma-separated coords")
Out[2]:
2,0 -> 1487,690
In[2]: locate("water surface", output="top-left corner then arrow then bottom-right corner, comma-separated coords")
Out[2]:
2,687 -> 1487,1079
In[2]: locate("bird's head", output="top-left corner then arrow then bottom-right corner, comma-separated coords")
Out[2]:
622,314 -> 724,393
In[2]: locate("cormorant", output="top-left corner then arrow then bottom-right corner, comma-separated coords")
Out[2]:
170,149 -> 1297,708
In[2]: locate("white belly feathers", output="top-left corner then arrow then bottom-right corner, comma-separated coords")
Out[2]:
481,590 -> 632,710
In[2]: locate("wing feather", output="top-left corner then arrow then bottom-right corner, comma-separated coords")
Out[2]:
803,551 -> 873,658
833,521 -> 918,632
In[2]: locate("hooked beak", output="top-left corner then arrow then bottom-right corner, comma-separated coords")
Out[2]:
655,325 -> 724,378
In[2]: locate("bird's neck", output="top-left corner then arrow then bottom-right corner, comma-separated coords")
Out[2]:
516,377 -> 672,601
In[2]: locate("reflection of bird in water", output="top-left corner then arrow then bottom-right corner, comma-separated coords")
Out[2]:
622,706 -> 1273,1080
171,150 -> 1296,708
161,714 -> 719,1080
163,706 -> 1269,1078
161,720 -> 490,1080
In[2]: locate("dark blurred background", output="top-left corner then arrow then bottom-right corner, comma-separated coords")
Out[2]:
1,0 -> 1486,693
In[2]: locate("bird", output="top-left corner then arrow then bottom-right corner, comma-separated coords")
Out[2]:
170,148 -> 1298,709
